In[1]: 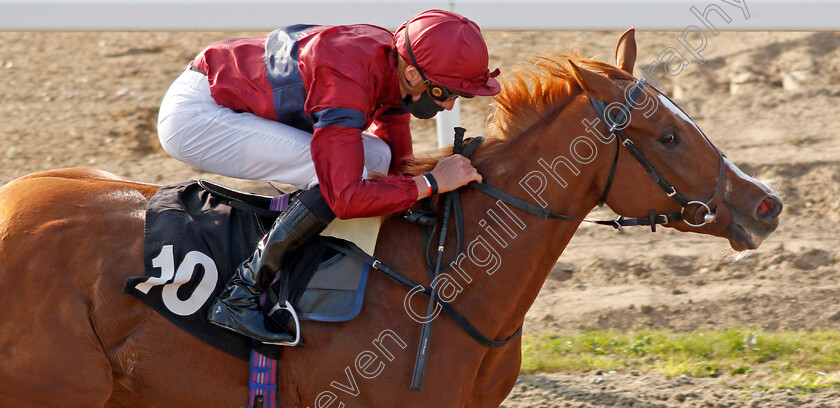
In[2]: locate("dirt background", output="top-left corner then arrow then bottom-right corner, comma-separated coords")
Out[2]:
2,29 -> 839,407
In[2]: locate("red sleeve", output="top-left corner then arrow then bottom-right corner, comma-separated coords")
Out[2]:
368,112 -> 413,175
311,125 -> 419,219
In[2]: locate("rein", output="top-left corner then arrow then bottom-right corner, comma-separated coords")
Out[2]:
318,133 -> 522,391
471,77 -> 730,233
324,77 -> 730,392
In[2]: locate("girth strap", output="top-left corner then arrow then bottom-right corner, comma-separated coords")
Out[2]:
318,240 -> 522,348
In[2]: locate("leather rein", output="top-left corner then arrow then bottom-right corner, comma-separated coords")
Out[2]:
322,77 -> 730,390
471,77 -> 730,234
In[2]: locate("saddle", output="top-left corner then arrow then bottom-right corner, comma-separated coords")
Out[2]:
125,132 -> 524,404
124,179 -> 378,360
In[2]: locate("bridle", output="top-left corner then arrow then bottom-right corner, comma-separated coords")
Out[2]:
321,76 -> 734,391
590,78 -> 731,233
470,77 -> 732,234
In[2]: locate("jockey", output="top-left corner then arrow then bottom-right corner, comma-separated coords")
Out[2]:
157,9 -> 501,344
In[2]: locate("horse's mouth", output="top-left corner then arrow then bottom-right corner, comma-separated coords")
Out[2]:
727,222 -> 762,251
725,209 -> 779,251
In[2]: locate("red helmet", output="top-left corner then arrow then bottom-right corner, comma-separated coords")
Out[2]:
394,9 -> 501,96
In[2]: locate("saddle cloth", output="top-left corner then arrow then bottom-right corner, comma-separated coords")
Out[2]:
123,180 -> 373,360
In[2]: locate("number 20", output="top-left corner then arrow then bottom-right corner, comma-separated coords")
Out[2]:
134,245 -> 219,316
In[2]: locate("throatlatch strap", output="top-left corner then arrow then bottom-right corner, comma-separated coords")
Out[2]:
248,349 -> 278,408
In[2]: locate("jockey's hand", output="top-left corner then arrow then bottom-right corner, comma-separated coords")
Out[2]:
414,155 -> 483,199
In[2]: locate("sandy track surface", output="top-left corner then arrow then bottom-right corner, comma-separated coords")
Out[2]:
2,29 -> 838,407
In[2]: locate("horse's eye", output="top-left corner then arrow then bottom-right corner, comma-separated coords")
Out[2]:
660,133 -> 677,145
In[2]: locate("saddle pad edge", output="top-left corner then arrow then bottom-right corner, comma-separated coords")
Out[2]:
299,263 -> 370,322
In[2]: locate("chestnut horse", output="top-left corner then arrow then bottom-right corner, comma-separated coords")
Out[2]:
0,30 -> 781,408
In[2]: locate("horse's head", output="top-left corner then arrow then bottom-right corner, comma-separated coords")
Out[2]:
567,29 -> 782,251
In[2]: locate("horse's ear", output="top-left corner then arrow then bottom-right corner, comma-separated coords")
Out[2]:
615,28 -> 637,74
568,60 -> 617,101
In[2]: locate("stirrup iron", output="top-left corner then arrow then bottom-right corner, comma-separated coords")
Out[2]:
267,300 -> 301,346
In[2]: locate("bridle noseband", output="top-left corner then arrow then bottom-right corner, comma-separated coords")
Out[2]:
325,76 -> 734,393
590,77 -> 730,233
469,77 -> 731,234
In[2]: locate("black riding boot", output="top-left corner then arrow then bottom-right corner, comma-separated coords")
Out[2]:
208,187 -> 335,344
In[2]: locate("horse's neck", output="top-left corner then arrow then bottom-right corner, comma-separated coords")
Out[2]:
456,96 -> 607,334
372,95 -> 609,342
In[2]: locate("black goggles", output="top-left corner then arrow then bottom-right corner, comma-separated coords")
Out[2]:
403,23 -> 476,103
424,83 -> 475,102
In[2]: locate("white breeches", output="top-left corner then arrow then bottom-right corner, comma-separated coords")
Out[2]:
157,68 -> 392,190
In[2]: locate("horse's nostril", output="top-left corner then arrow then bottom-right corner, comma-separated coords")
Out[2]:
756,197 -> 782,219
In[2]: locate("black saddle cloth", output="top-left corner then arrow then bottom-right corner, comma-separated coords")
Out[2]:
124,180 -> 367,360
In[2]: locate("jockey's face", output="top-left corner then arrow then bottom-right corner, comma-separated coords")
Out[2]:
401,66 -> 459,111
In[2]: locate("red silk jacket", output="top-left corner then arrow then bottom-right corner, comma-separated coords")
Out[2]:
192,24 -> 417,219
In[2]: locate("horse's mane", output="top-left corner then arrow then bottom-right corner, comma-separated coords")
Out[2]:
407,53 -> 633,175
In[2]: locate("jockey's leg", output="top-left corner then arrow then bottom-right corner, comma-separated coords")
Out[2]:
208,186 -> 335,344
159,67 -> 380,343
157,67 -> 392,188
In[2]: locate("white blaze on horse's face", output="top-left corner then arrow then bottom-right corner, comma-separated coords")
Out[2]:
655,92 -> 763,197
655,93 -> 700,134
723,157 -> 758,195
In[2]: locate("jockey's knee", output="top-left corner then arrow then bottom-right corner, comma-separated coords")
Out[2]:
157,104 -> 198,166
157,123 -> 188,164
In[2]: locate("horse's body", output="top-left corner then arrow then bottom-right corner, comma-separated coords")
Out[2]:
0,31 -> 781,407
